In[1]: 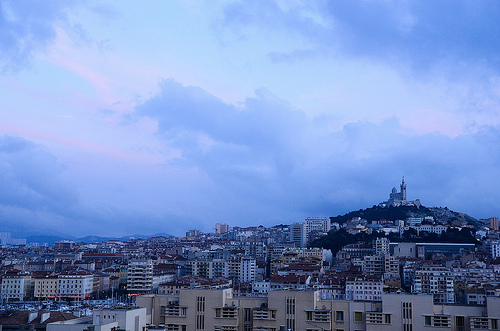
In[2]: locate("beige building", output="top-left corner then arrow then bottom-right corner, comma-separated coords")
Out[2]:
34,275 -> 59,298
138,289 -> 500,331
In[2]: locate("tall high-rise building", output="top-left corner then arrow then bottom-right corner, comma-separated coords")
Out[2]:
489,217 -> 499,231
290,218 -> 331,247
303,217 -> 331,247
127,259 -> 153,294
215,223 -> 229,235
289,223 -> 304,247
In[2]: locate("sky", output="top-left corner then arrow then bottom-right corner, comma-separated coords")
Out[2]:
0,1 -> 500,238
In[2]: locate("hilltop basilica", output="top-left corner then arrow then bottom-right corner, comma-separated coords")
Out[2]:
379,176 -> 421,208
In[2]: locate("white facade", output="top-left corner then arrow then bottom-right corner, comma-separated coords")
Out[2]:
491,240 -> 500,259
413,266 -> 454,303
304,217 -> 331,238
252,281 -> 270,295
187,257 -> 257,283
375,237 -> 390,255
127,259 -> 153,294
239,257 -> 256,283
58,271 -> 94,299
346,279 -> 383,301
1,274 -> 32,301
289,222 -> 304,247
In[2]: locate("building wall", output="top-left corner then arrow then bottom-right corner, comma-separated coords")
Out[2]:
58,274 -> 94,298
137,290 -> 500,331
93,307 -> 148,331
127,259 -> 153,293
34,277 -> 58,298
1,275 -> 32,301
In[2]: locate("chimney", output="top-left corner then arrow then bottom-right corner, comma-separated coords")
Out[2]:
41,312 -> 51,323
28,312 -> 38,323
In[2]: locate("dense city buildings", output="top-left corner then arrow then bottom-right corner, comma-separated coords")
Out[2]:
0,180 -> 499,330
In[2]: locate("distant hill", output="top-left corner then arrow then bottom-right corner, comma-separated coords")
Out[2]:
25,232 -> 175,245
330,204 -> 480,227
25,235 -> 72,245
77,233 -> 175,243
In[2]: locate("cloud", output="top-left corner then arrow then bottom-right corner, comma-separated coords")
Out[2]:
136,80 -> 500,225
0,135 -> 78,234
222,1 -> 500,74
0,135 -> 184,238
0,0 -> 77,72
2,82 -> 500,237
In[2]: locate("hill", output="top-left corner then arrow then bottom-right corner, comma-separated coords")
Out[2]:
25,233 -> 175,245
330,204 -> 480,227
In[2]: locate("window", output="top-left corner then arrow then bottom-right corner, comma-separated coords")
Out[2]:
335,311 -> 344,322
354,312 -> 363,322
385,314 -> 391,324
425,316 -> 431,326
244,308 -> 251,323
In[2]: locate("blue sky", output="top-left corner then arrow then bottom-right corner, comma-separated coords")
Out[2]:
0,1 -> 499,237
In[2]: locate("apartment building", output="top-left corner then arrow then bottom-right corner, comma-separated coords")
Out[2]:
57,269 -> 94,299
138,289 -> 500,331
413,266 -> 454,303
127,259 -> 154,294
375,237 -> 390,255
0,271 -> 33,301
187,257 -> 257,284
346,278 -> 383,301
34,275 -> 58,298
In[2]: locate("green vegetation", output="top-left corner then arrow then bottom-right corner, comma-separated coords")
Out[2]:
330,205 -> 431,224
329,204 -> 480,227
310,228 -> 478,256
309,229 -> 386,255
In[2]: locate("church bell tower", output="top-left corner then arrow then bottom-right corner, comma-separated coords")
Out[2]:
400,176 -> 407,201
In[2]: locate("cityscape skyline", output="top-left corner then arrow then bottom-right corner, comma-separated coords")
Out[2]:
1,2 -> 500,237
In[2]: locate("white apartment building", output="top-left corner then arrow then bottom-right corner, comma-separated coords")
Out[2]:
239,257 -> 256,283
57,269 -> 94,299
363,255 -> 385,275
127,259 -> 154,294
212,259 -> 229,278
187,257 -> 257,284
346,278 -> 383,301
492,240 -> 500,259
375,237 -> 390,255
297,247 -> 328,261
413,266 -> 454,303
289,222 -> 304,247
0,273 -> 32,301
304,217 -> 331,247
